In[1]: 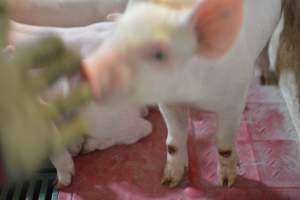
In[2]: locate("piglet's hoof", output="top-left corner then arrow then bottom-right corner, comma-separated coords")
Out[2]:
53,177 -> 69,189
161,163 -> 186,188
218,164 -> 238,187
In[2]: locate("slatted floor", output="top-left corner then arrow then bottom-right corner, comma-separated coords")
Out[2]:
0,163 -> 58,200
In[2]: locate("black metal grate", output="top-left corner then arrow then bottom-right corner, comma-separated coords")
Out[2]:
0,162 -> 58,200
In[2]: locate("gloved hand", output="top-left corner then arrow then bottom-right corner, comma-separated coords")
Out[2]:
0,1 -> 91,180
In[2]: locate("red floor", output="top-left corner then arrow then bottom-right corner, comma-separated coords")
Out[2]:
59,79 -> 300,200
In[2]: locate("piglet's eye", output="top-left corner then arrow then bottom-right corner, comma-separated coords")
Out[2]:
141,41 -> 170,63
153,50 -> 165,61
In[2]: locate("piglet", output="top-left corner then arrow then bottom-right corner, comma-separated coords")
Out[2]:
51,102 -> 152,188
47,79 -> 152,188
82,0 -> 282,187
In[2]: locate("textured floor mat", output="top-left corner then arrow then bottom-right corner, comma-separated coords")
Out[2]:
58,79 -> 300,200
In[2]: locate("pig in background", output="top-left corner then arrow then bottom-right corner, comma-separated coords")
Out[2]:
48,80 -> 152,188
259,0 -> 300,101
83,0 -> 283,188
259,0 -> 300,88
8,0 -> 129,27
257,0 -> 300,137
8,19 -> 152,188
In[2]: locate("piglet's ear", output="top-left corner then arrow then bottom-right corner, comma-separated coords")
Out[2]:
187,0 -> 243,59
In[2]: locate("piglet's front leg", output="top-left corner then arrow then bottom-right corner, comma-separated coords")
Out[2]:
159,104 -> 188,188
215,108 -> 243,187
51,149 -> 75,189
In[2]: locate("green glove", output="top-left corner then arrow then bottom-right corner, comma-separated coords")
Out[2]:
0,0 -> 91,179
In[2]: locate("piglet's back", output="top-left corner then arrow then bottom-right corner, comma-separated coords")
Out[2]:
152,0 -> 196,9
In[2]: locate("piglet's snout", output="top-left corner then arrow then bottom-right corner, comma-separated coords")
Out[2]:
82,51 -> 130,100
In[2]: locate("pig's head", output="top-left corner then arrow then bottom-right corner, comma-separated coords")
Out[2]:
82,0 -> 243,105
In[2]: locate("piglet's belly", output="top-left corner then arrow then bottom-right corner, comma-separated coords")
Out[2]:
79,102 -> 152,150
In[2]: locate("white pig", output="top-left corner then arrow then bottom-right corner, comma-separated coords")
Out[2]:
50,98 -> 152,188
83,0 -> 282,187
46,77 -> 152,188
8,0 -> 129,27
